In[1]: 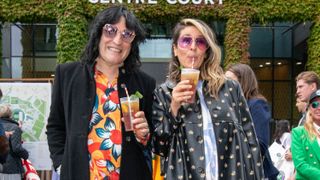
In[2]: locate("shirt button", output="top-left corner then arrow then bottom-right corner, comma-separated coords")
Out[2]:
197,167 -> 205,174
197,136 -> 203,142
194,106 -> 200,113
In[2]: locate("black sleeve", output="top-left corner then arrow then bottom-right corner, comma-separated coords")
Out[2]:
152,85 -> 183,156
9,126 -> 29,160
143,76 -> 156,144
46,64 -> 66,169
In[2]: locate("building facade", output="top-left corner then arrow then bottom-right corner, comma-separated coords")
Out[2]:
1,1 -> 320,125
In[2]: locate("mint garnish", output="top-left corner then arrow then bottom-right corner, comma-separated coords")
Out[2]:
130,91 -> 143,99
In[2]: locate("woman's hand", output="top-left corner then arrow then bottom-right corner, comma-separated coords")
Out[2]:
170,80 -> 193,117
285,149 -> 292,161
132,111 -> 150,144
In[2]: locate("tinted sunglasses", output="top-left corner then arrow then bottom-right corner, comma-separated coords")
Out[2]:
177,36 -> 208,51
103,24 -> 135,43
311,101 -> 320,109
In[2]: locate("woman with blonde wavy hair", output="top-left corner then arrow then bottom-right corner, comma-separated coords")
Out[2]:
291,89 -> 320,179
152,18 -> 263,180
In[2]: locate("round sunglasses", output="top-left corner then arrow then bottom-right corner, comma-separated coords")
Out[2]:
103,24 -> 135,43
177,36 -> 208,51
311,101 -> 320,109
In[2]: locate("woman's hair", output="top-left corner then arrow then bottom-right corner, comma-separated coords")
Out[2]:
304,103 -> 319,139
0,105 -> 12,118
168,18 -> 225,98
80,6 -> 146,73
226,63 -> 266,101
272,119 -> 290,144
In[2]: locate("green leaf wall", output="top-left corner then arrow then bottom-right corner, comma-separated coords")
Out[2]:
0,0 -> 319,73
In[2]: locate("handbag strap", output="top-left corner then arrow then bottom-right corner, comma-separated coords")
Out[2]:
23,159 -> 32,171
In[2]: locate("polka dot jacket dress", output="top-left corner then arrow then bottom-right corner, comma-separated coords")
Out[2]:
152,80 -> 264,180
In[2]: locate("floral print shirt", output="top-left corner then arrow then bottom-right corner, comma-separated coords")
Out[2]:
88,68 -> 122,180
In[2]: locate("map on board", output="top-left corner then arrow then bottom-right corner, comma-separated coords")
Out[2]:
0,82 -> 52,170
0,83 -> 51,141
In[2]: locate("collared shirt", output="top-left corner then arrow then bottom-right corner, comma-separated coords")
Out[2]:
197,81 -> 218,180
88,68 -> 122,180
298,112 -> 306,126
313,122 -> 320,146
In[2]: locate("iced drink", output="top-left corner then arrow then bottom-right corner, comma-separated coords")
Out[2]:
181,68 -> 200,103
120,96 -> 140,131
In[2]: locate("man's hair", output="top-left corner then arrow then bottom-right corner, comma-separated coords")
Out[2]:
296,71 -> 320,89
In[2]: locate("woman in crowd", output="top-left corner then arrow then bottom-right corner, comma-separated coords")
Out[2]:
46,6 -> 155,180
0,105 -> 29,179
225,63 -> 279,179
152,18 -> 263,180
273,119 -> 292,151
291,89 -> 320,179
269,119 -> 294,180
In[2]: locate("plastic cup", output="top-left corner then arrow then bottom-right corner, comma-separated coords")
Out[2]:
181,68 -> 200,103
120,96 -> 140,131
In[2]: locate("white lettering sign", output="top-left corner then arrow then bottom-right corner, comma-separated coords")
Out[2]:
89,0 -> 222,4
167,0 -> 218,4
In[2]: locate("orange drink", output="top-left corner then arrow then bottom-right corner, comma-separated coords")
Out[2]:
181,68 -> 200,103
120,96 -> 140,131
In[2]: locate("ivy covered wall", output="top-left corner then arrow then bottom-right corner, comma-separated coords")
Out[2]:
0,0 -> 319,74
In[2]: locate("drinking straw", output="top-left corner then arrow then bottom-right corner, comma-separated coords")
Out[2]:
192,57 -> 195,69
121,83 -> 133,123
121,83 -> 130,99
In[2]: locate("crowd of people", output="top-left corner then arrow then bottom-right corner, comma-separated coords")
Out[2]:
0,5 -> 319,180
